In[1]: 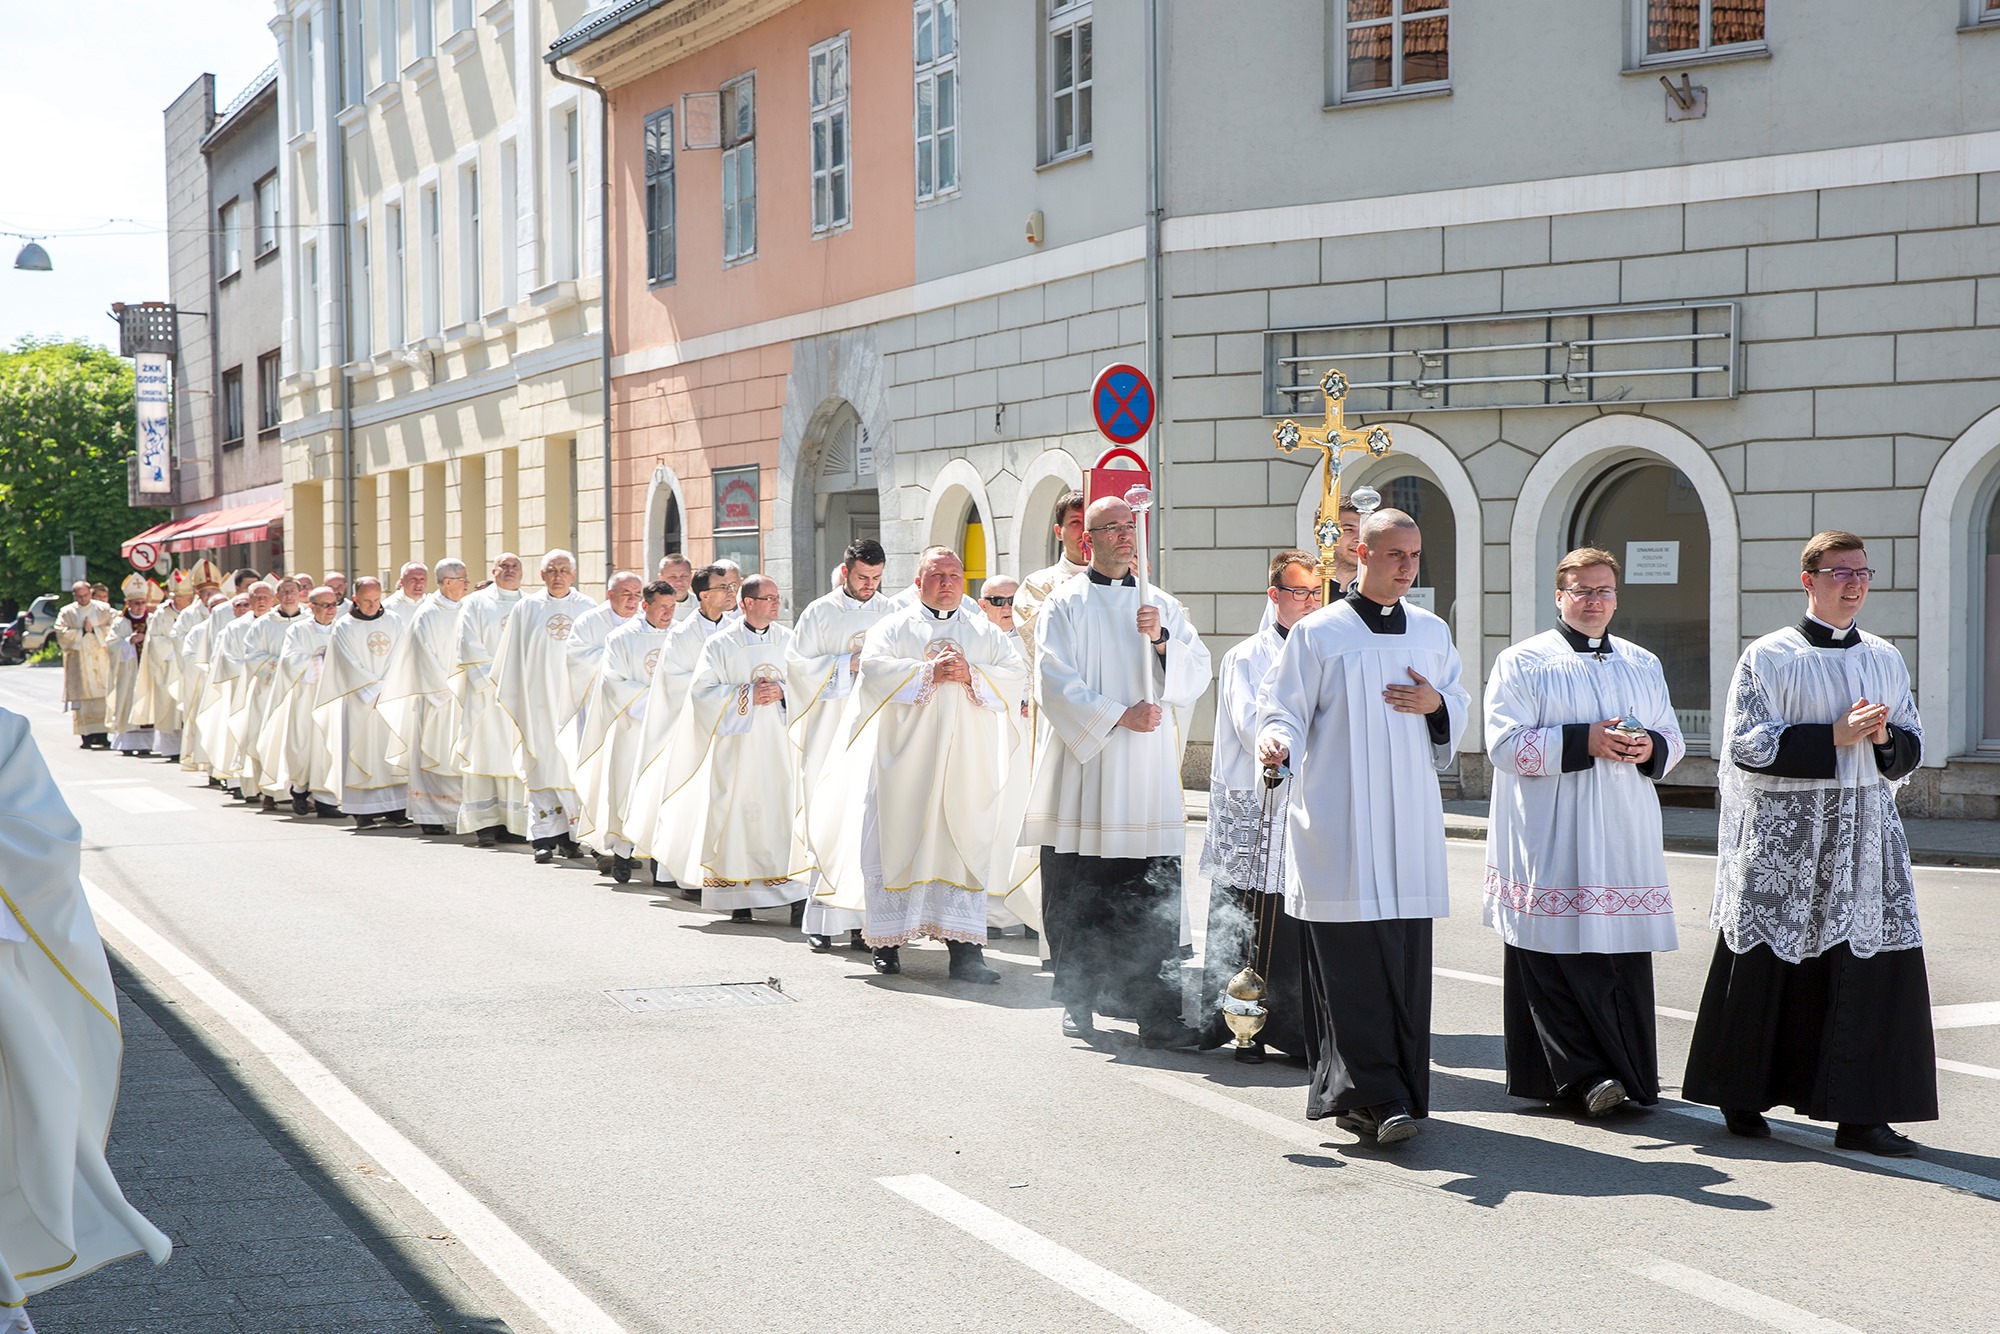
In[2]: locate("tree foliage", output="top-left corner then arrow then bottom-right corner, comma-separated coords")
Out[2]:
0,338 -> 151,606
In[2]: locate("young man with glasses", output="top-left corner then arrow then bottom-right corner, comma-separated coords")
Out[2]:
1482,548 -> 1684,1120
1684,530 -> 1934,1157
1197,550 -> 1323,1063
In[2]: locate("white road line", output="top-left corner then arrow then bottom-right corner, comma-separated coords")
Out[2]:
1938,1057 -> 2000,1080
1433,967 -> 1696,1020
1604,1249 -> 1865,1333
84,877 -> 630,1334
1931,1002 -> 2000,1030
93,787 -> 195,815
877,1174 -> 1229,1334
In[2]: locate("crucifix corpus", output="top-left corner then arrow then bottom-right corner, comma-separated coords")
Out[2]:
1272,368 -> 1395,601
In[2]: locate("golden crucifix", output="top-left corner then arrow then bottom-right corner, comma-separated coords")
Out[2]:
1272,368 -> 1394,600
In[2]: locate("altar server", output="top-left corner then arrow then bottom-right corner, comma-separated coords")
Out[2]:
377,560 -> 470,833
575,581 -> 678,879
454,554 -> 528,845
1483,548 -> 1684,1116
314,577 -> 408,827
491,550 -> 595,863
1257,509 -> 1469,1144
1683,531 -> 1935,1158
1024,496 -> 1211,1047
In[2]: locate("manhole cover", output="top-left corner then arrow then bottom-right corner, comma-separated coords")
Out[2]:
603,980 -> 795,1013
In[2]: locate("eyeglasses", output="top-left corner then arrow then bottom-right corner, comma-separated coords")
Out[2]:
1810,566 -> 1875,584
1560,586 -> 1618,602
741,593 -> 781,604
983,596 -> 1014,607
1272,585 -> 1322,602
1088,523 -> 1138,538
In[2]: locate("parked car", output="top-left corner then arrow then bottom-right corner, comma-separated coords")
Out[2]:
20,593 -> 59,655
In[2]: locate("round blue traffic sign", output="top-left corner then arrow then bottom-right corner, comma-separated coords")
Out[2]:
1091,363 -> 1155,445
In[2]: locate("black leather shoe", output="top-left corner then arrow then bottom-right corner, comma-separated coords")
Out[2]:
1061,1008 -> 1095,1038
848,929 -> 869,951
559,838 -> 587,859
1373,1103 -> 1420,1145
533,845 -> 555,864
1582,1078 -> 1629,1118
354,815 -> 379,830
476,828 -> 498,848
291,792 -> 313,815
872,946 -> 902,974
315,801 -> 342,819
1139,1021 -> 1201,1050
807,934 -> 832,953
946,942 -> 1001,984
1333,1106 -> 1380,1138
679,884 -> 702,902
731,908 -> 754,923
1723,1108 -> 1772,1138
594,853 -> 615,875
260,795 -> 276,812
420,823 -> 448,836
611,856 -> 632,884
1835,1123 -> 1918,1157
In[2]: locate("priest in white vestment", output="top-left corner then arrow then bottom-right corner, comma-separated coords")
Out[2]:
313,577 -> 408,826
624,563 -> 741,886
568,571 -> 641,728
103,577 -> 157,754
255,586 -> 341,815
651,574 -> 809,917
789,538 -> 892,951
140,576 -> 195,760
378,561 -> 471,834
1684,531 -> 1935,1158
383,562 -> 428,624
208,582 -> 275,792
240,578 -> 310,806
453,554 -> 528,845
491,549 -> 595,863
656,553 -> 694,603
575,581 -> 678,880
1198,551 -> 1323,1063
180,592 -> 239,778
0,708 -> 171,1313
813,548 -> 1026,981
53,583 -> 113,747
1483,547 -> 1685,1116
1024,497 -> 1211,1047
1257,509 -> 1470,1145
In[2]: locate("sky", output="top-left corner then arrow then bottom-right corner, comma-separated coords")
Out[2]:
0,1 -> 282,351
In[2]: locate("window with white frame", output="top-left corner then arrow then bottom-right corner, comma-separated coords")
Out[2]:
721,75 -> 756,261
344,1 -> 366,104
254,174 -> 279,256
386,201 -> 406,344
414,0 -> 434,57
1047,0 -> 1090,160
421,184 -> 442,335
377,0 -> 399,85
459,160 -> 481,323
558,107 -> 584,280
499,140 -> 519,306
221,367 -> 244,446
1338,0 -> 1449,100
352,218 -> 372,357
1984,0 -> 2000,25
644,108 -> 675,283
301,240 -> 320,368
296,17 -> 316,132
1638,0 -> 1764,61
809,35 -> 851,234
257,351 -> 282,433
914,0 -> 958,201
218,199 -> 243,277
452,0 -> 471,30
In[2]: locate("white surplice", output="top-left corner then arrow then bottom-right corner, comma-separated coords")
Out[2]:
451,586 -> 527,836
255,617 -> 337,800
314,609 -> 407,815
0,708 -> 171,1303
624,611 -> 734,865
1482,629 -> 1686,954
1200,625 -> 1293,896
1256,597 -> 1469,922
378,592 -> 468,827
812,604 -> 1027,944
573,619 -> 673,858
491,588 -> 594,840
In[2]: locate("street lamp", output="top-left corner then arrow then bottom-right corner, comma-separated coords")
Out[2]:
12,240 -> 52,271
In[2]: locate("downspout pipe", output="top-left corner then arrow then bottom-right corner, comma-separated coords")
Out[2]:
335,68 -> 355,583
546,57 -> 614,580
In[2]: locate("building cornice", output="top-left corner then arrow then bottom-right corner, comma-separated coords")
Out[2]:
549,0 -> 802,86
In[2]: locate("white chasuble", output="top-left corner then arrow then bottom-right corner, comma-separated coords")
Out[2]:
574,620 -> 672,857
382,588 -> 422,625
624,612 -> 732,863
103,608 -> 152,745
239,610 -> 304,795
0,711 -> 173,1301
314,610 -> 407,814
492,588 -> 594,839
141,602 -> 187,743
564,602 -> 631,731
1200,626 -> 1293,896
812,606 -> 1027,945
1256,598 -> 1470,923
203,614 -> 259,780
53,602 -> 113,710
451,586 -> 526,835
165,601 -> 206,721
177,605 -> 225,772
786,588 -> 894,817
1020,576 -> 1212,859
378,592 -> 468,826
1713,622 -> 1922,964
654,622 -> 809,905
255,617 -> 336,799
1482,630 -> 1686,954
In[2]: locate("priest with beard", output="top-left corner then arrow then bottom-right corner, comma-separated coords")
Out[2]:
377,559 -> 471,834
1483,547 -> 1684,1118
652,574 -> 809,921
1683,531 -> 1934,1158
491,549 -> 595,864
1197,550 -> 1322,1063
812,548 -> 1026,981
383,562 -> 428,623
453,553 -> 528,846
789,537 -> 892,952
575,580 -> 678,881
314,577 -> 409,828
257,585 -> 341,816
1256,509 -> 1469,1145
1024,496 -> 1211,1048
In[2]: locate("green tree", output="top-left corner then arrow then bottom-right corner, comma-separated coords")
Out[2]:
0,337 -> 151,607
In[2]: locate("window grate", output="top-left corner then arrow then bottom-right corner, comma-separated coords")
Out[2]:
602,980 -> 795,1013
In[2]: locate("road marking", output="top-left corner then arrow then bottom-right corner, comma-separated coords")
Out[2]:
1938,1057 -> 2000,1080
1604,1249 -> 1864,1332
1931,1001 -> 2000,1030
877,1173 -> 1228,1334
92,787 -> 195,815
83,878 -> 631,1334
1433,967 -> 1695,1020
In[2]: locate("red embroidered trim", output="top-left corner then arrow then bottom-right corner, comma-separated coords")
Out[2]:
1482,866 -> 1672,917
1515,729 -> 1546,776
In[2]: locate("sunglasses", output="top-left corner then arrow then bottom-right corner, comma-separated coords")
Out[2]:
983,596 -> 1014,607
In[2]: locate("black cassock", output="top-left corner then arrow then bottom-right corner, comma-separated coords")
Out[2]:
1040,849 -> 1184,1026
1197,882 -> 1308,1057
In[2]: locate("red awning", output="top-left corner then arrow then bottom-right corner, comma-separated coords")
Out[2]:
121,514 -> 207,557
166,499 -> 285,553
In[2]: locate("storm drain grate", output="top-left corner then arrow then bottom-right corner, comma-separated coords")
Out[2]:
602,979 -> 795,1013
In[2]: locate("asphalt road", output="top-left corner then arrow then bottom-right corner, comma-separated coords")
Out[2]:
6,664 -> 1998,1334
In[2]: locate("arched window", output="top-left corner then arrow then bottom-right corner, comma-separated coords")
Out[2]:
1981,491 -> 2000,747
661,491 -> 683,564
1569,461 -> 1712,737
812,401 -> 878,591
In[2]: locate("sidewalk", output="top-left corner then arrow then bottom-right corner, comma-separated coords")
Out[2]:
1183,790 -> 2000,870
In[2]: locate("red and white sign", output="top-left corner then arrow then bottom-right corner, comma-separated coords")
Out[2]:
1090,363 -> 1155,446
1086,446 -> 1151,509
127,541 -> 160,572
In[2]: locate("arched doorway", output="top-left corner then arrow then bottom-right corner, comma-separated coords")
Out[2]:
806,400 -> 879,594
1568,461 -> 1712,737
641,464 -> 688,575
1380,475 -> 1457,626
1013,449 -> 1085,575
1981,486 -> 2000,748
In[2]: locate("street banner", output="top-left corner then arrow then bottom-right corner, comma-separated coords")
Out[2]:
135,352 -> 171,494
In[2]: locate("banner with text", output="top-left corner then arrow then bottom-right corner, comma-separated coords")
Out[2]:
135,352 -> 171,494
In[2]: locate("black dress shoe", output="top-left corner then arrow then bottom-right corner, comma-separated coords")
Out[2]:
533,845 -> 555,865
1061,1008 -> 1096,1038
848,929 -> 869,951
594,853 -> 615,875
260,795 -> 276,812
315,801 -> 342,819
1139,1021 -> 1201,1050
946,941 -> 1001,984
1723,1108 -> 1772,1138
291,792 -> 313,815
420,823 -> 447,836
559,837 -> 587,859
354,815 -> 379,831
807,934 -> 832,953
1582,1077 -> 1629,1118
1333,1106 -> 1380,1138
386,811 -> 414,828
1835,1123 -> 1918,1157
1373,1104 -> 1420,1145
476,828 -> 498,848
872,946 -> 902,974
611,856 -> 632,883
731,908 -> 754,923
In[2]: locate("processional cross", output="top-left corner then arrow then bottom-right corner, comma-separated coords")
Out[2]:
1272,368 -> 1394,601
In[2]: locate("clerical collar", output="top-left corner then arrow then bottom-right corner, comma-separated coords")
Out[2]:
277,607 -> 301,619
743,622 -> 770,637
923,603 -> 957,620
701,611 -> 724,627
1797,615 -> 1860,649
1275,622 -> 1291,641
1086,567 -> 1137,587
1555,619 -> 1609,657
352,606 -> 385,621
1343,588 -> 1407,634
